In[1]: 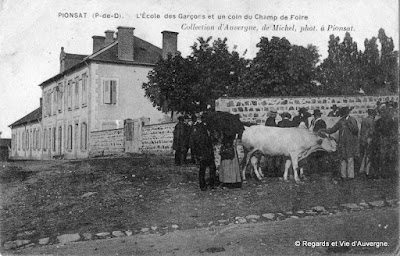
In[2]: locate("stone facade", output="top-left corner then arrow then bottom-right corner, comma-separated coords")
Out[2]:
215,95 -> 399,124
89,129 -> 125,157
141,123 -> 175,155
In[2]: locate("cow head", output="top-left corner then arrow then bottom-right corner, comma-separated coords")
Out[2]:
317,135 -> 337,152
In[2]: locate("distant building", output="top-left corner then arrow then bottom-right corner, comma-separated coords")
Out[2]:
9,26 -> 178,160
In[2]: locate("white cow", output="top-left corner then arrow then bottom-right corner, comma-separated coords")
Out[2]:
241,125 -> 337,182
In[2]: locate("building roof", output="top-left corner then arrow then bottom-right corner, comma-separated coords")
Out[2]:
9,107 -> 42,128
39,34 -> 162,88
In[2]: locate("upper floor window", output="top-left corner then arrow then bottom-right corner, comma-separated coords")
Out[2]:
57,83 -> 63,113
82,73 -> 88,106
74,77 -> 80,109
67,80 -> 72,110
103,79 -> 118,105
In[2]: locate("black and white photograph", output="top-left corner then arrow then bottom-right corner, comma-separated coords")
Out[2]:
0,0 -> 399,255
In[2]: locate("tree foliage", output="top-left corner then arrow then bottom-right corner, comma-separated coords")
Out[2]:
236,37 -> 320,97
143,37 -> 247,115
317,29 -> 398,95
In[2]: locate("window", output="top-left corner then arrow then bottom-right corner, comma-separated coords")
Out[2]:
67,125 -> 72,150
52,128 -> 56,152
18,132 -> 20,150
74,77 -> 80,109
81,122 -> 87,150
32,129 -> 36,150
82,73 -> 87,106
53,91 -> 57,115
43,129 -> 47,150
26,130 -> 29,150
67,80 -> 72,110
57,83 -> 63,113
103,79 -> 117,104
37,128 -> 41,150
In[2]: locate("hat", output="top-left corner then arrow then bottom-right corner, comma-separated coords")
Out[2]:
270,108 -> 277,115
178,116 -> 184,121
281,112 -> 291,119
313,109 -> 322,116
298,107 -> 308,114
339,107 -> 351,117
331,104 -> 338,109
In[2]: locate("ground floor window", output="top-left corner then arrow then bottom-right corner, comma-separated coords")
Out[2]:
81,122 -> 87,150
67,125 -> 72,150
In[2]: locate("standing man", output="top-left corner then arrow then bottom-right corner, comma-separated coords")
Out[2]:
322,107 -> 359,180
309,109 -> 327,132
278,112 -> 293,127
172,116 -> 187,166
359,109 -> 376,176
191,113 -> 217,191
328,104 -> 339,117
265,109 -> 278,127
293,108 -> 311,129
265,108 -> 279,177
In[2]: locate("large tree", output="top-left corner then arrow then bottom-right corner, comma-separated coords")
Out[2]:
236,36 -> 320,97
317,32 -> 363,95
143,37 -> 247,115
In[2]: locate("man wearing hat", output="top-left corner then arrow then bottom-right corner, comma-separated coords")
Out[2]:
265,108 -> 278,127
359,109 -> 376,176
321,107 -> 359,180
309,109 -> 327,132
328,104 -> 339,117
278,112 -> 294,128
293,107 -> 311,128
172,116 -> 188,166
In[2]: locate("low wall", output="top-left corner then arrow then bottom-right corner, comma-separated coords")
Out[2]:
89,128 -> 125,157
216,95 -> 398,124
141,122 -> 175,155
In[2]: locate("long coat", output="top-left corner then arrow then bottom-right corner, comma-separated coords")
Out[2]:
326,116 -> 359,159
172,122 -> 187,151
190,122 -> 214,161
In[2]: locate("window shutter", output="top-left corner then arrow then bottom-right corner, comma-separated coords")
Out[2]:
111,80 -> 117,104
104,80 -> 111,104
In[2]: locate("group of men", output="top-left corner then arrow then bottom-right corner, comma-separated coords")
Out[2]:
263,101 -> 398,180
173,100 -> 398,190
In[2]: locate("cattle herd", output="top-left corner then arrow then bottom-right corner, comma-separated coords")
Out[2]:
173,102 -> 398,189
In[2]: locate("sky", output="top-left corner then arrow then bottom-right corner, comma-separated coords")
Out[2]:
0,0 -> 398,138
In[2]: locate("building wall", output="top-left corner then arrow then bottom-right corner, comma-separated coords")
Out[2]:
216,95 -> 399,124
10,122 -> 42,160
41,65 -> 91,160
90,63 -> 166,133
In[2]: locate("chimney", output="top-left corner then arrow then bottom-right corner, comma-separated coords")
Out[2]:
117,26 -> 134,61
104,30 -> 115,45
92,36 -> 105,53
60,47 -> 66,73
161,31 -> 178,59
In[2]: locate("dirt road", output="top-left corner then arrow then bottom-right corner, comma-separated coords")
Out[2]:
14,207 -> 398,256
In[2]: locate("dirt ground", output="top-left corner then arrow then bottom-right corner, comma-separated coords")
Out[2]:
0,156 -> 398,250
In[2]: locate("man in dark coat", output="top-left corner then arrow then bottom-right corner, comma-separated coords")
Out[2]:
265,109 -> 278,127
293,107 -> 311,128
322,107 -> 359,180
190,114 -> 217,191
328,104 -> 339,117
370,107 -> 397,178
309,109 -> 327,132
278,112 -> 294,127
264,109 -> 280,176
359,109 -> 376,176
172,116 -> 187,166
